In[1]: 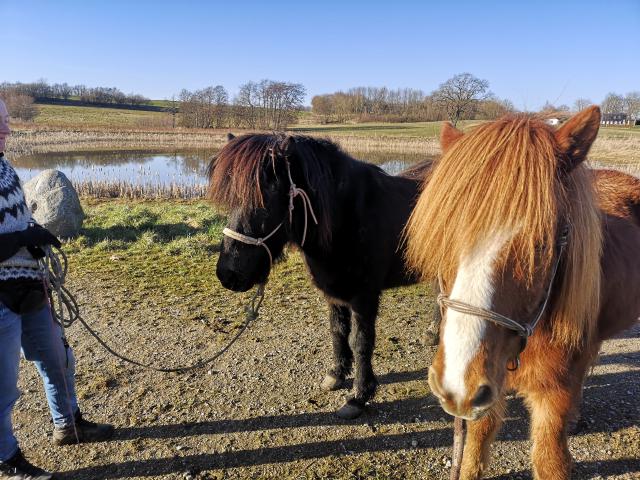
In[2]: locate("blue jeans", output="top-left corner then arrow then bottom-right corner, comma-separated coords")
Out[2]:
0,301 -> 78,461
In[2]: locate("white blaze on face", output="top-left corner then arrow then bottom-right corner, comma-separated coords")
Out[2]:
441,231 -> 512,403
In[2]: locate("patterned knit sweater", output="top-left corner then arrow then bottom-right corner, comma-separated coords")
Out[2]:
0,154 -> 40,281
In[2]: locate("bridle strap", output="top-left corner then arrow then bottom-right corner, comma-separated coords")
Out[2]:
222,155 -> 319,266
437,225 -> 570,365
437,294 -> 533,337
222,223 -> 283,267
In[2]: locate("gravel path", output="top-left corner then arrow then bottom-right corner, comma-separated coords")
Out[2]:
12,261 -> 639,480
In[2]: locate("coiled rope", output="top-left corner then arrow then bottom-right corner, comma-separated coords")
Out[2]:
41,245 -> 265,373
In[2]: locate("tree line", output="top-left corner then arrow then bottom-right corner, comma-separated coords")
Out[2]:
540,92 -> 639,119
178,80 -> 305,130
2,74 -> 637,128
0,79 -> 149,110
598,92 -> 640,118
311,73 -> 514,126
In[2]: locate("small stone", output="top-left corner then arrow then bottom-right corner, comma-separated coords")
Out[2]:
176,445 -> 187,451
445,459 -> 452,468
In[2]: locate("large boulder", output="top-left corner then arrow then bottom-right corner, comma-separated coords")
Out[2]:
23,170 -> 84,239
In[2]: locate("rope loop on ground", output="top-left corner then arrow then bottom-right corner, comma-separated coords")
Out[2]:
41,245 -> 264,373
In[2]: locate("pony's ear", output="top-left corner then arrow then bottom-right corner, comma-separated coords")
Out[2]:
226,133 -> 236,142
440,122 -> 464,153
554,106 -> 600,172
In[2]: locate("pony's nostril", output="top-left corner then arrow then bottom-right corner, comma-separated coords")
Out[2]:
471,385 -> 494,407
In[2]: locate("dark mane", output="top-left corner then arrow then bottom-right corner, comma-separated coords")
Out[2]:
207,133 -> 347,247
207,133 -> 283,210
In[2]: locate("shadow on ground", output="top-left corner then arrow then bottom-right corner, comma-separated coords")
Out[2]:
55,348 -> 639,480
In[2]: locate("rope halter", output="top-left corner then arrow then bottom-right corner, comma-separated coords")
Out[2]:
222,156 -> 318,268
437,224 -> 569,370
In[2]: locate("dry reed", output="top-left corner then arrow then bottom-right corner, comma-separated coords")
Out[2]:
73,179 -> 208,199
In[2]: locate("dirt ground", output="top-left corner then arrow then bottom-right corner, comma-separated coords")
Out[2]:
12,255 -> 640,480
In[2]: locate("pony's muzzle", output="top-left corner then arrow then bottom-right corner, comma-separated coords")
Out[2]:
428,366 -> 495,420
216,266 -> 254,292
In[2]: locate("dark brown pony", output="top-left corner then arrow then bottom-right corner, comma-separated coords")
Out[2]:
406,107 -> 640,479
208,133 -> 432,418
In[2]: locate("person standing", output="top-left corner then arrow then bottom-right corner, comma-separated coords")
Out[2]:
0,99 -> 114,480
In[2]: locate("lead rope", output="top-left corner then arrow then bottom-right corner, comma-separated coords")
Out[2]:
450,416 -> 466,480
41,245 -> 265,373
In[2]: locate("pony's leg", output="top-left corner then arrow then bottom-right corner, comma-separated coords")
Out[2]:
459,408 -> 503,480
321,304 -> 352,391
528,387 -> 573,480
336,294 -> 379,419
567,347 -> 598,433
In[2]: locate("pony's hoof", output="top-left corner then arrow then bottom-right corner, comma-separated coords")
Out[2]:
568,416 -> 587,435
336,398 -> 365,419
321,373 -> 345,391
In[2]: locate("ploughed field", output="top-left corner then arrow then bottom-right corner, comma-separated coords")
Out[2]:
13,200 -> 640,479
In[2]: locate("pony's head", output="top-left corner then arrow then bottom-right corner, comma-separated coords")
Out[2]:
406,107 -> 603,419
208,133 -> 332,292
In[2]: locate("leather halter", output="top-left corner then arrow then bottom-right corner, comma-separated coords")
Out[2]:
222,153 -> 318,267
437,224 -> 570,370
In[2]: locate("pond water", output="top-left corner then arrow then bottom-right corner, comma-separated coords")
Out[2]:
12,150 -> 433,187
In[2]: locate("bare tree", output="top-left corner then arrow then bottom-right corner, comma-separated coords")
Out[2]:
601,92 -> 625,114
178,85 -> 229,128
477,97 -> 515,119
624,91 -> 640,120
166,94 -> 178,128
311,94 -> 334,123
432,73 -> 490,126
210,85 -> 228,128
234,81 -> 260,128
0,91 -> 37,121
234,80 -> 305,129
573,98 -> 592,112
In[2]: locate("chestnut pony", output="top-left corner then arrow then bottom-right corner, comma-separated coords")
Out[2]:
406,107 -> 640,479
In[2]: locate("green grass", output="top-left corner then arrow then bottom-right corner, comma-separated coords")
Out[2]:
289,120 -> 481,138
64,200 -> 226,320
147,99 -> 176,108
34,104 -> 172,128
63,199 -> 321,326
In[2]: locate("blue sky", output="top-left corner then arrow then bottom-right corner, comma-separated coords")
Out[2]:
1,0 -> 638,109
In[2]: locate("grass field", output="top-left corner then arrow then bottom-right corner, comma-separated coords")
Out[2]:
33,103 -> 173,129
27,103 -> 640,139
290,120 -> 481,138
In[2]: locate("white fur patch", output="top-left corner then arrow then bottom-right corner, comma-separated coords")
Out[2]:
441,231 -> 512,403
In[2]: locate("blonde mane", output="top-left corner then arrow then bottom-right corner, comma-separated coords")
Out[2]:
406,115 -> 602,349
